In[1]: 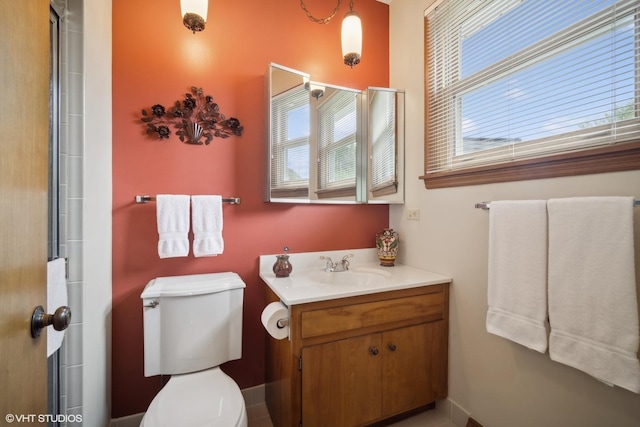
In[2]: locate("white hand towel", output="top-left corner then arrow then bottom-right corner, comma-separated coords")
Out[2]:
47,258 -> 68,357
156,194 -> 190,258
486,200 -> 549,353
191,195 -> 224,257
548,197 -> 640,393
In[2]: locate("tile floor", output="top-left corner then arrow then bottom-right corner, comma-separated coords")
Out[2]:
246,403 -> 457,427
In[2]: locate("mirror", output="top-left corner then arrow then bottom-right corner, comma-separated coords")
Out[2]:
365,88 -> 405,204
311,83 -> 363,203
264,63 -> 404,204
264,64 -> 311,201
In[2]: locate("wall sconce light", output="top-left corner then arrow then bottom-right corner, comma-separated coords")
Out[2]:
310,83 -> 325,100
181,0 -> 208,33
304,79 -> 325,100
300,0 -> 362,68
341,1 -> 362,67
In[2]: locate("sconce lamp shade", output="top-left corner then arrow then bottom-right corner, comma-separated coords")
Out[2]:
341,11 -> 362,67
181,0 -> 208,33
304,80 -> 325,100
309,83 -> 325,100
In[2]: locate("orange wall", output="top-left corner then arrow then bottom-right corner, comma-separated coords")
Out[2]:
112,0 -> 390,418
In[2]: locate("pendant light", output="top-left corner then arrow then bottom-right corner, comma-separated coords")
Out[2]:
181,0 -> 208,33
299,0 -> 362,67
341,0 -> 362,67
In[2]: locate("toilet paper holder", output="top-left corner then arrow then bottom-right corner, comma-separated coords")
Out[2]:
276,318 -> 289,329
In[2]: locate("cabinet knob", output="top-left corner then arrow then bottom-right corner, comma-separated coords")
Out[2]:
388,343 -> 397,351
370,347 -> 379,356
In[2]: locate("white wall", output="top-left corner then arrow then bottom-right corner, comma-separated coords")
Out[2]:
388,1 -> 640,426
82,0 -> 112,425
57,0 -> 86,420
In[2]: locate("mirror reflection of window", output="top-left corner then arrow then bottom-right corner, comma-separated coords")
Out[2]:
270,71 -> 310,198
266,63 -> 405,204
369,90 -> 398,197
316,88 -> 359,198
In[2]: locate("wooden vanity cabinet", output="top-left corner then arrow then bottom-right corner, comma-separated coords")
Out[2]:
265,283 -> 449,427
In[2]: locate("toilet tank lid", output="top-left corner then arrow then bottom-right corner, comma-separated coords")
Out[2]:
140,272 -> 246,299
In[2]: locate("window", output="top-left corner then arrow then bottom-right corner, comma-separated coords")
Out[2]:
316,88 -> 359,198
271,85 -> 310,197
423,0 -> 640,188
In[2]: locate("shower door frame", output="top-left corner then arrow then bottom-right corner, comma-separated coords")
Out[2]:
47,3 -> 63,426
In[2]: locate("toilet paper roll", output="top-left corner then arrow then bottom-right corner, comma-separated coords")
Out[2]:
261,301 -> 289,340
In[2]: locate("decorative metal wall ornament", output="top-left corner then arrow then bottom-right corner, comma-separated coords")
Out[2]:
141,86 -> 243,145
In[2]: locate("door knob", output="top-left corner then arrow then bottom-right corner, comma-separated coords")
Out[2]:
31,305 -> 71,338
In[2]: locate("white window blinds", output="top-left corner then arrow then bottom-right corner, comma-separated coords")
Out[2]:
369,90 -> 398,196
271,86 -> 310,196
425,0 -> 640,176
317,89 -> 358,197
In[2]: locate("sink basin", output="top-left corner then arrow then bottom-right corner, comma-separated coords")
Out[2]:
259,249 -> 453,305
307,268 -> 392,286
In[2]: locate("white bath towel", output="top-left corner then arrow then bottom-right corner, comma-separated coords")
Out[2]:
548,197 -> 640,393
486,200 -> 549,353
191,195 -> 224,257
156,194 -> 190,258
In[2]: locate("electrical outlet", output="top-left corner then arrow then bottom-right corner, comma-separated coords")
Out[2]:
407,208 -> 420,220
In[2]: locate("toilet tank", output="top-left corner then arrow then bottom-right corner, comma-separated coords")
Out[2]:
141,272 -> 246,377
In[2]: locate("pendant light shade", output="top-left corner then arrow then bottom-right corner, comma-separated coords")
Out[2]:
299,0 -> 363,67
181,0 -> 208,33
341,10 -> 362,67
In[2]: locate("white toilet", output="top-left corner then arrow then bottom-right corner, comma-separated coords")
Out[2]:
139,272 -> 248,427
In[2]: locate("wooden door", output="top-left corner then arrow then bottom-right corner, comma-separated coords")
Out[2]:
301,334 -> 382,427
382,321 -> 447,417
0,0 -> 50,420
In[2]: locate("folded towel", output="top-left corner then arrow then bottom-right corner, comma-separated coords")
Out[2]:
191,195 -> 224,257
156,194 -> 190,258
548,197 -> 640,393
486,200 -> 549,353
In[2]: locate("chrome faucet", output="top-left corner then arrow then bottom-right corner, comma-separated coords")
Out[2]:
320,254 -> 353,272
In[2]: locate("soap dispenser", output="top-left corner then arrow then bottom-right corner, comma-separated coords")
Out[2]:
273,246 -> 293,278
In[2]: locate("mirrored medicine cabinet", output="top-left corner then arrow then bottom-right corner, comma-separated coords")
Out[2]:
264,63 -> 405,204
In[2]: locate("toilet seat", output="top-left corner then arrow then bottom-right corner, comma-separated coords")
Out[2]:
140,367 -> 247,427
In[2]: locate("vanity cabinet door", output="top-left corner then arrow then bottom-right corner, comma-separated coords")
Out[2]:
381,321 -> 447,417
301,334 -> 382,427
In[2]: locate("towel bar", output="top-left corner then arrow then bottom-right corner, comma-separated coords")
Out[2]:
475,199 -> 640,210
135,195 -> 241,205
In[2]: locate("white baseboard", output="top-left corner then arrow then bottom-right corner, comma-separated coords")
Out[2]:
437,398 -> 472,427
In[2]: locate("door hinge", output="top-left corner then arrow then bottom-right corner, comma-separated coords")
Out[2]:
298,356 -> 302,371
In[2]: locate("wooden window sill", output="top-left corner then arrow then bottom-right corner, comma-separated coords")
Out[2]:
421,141 -> 640,189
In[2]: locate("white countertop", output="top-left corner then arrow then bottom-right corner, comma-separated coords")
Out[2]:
259,248 -> 452,305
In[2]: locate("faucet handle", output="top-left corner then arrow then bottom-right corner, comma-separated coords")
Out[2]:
341,254 -> 353,270
320,256 -> 335,272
